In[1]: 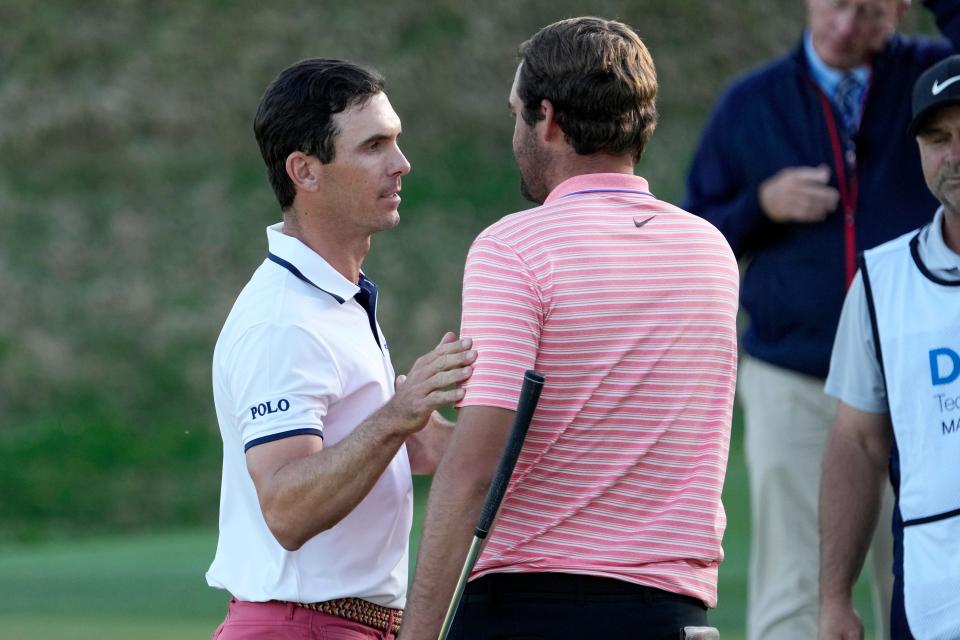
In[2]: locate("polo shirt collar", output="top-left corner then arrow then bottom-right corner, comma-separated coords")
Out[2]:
921,208 -> 960,274
265,223 -> 360,303
543,173 -> 651,204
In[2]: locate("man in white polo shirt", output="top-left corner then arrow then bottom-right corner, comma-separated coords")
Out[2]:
206,58 -> 476,639
819,55 -> 960,640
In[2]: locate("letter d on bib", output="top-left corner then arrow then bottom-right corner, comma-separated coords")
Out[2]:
930,347 -> 960,386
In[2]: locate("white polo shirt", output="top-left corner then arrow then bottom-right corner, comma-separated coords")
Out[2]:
205,223 -> 412,608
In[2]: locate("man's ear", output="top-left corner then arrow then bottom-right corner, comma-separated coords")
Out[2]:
285,151 -> 322,194
538,98 -> 563,145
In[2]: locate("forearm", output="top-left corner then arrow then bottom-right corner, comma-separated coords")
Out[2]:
260,408 -> 408,550
249,332 -> 475,550
819,425 -> 888,603
399,453 -> 489,639
400,404 -> 516,639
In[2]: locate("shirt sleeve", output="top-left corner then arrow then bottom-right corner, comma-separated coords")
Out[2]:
224,322 -> 342,451
457,234 -> 542,411
681,86 -> 776,259
824,271 -> 888,413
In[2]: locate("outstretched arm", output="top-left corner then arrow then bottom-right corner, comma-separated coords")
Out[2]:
247,333 -> 476,550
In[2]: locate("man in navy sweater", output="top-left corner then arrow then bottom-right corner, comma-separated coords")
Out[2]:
684,1 -> 960,638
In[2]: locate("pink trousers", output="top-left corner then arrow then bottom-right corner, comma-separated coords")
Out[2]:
212,598 -> 395,640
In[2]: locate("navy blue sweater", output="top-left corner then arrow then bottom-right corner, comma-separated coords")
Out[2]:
683,0 -> 960,379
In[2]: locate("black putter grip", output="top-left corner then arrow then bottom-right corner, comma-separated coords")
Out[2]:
474,370 -> 545,539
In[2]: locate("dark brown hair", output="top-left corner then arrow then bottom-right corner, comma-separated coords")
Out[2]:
517,17 -> 658,162
254,58 -> 384,210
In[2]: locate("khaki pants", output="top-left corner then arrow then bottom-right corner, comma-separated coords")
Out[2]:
740,356 -> 894,640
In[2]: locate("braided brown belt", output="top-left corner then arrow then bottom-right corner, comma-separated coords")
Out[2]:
297,597 -> 403,635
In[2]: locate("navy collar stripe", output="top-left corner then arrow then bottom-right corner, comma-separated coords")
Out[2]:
267,252 -> 346,303
559,188 -> 653,199
354,277 -> 383,350
268,252 -> 383,349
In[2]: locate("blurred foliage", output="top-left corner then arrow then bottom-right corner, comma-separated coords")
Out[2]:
0,0 -> 936,540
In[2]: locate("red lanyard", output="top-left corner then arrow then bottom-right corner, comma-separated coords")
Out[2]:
816,87 -> 859,288
810,65 -> 871,289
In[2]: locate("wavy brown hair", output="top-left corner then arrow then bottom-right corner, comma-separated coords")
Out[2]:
517,17 -> 658,163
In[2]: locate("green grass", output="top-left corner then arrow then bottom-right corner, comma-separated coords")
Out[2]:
0,529 -> 222,638
0,618 -> 214,640
0,416 -> 882,639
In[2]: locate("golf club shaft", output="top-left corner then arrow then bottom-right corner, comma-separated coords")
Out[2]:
436,370 -> 545,640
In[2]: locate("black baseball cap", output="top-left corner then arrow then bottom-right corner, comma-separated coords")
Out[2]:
909,55 -> 960,136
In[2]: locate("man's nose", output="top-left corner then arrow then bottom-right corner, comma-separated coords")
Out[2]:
391,146 -> 411,177
943,135 -> 960,164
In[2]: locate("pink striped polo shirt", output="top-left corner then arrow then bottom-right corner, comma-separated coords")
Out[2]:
458,173 -> 739,607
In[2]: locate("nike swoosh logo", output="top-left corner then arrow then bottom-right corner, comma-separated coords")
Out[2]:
633,215 -> 655,228
932,74 -> 960,95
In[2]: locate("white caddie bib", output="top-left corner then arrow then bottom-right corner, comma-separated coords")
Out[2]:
863,228 -> 960,640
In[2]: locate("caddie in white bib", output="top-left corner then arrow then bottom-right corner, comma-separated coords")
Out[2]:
863,227 -> 960,640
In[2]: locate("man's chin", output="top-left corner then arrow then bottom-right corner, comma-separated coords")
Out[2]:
381,209 -> 401,229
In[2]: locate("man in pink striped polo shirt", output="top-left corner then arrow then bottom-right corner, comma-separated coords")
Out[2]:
400,17 -> 739,640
